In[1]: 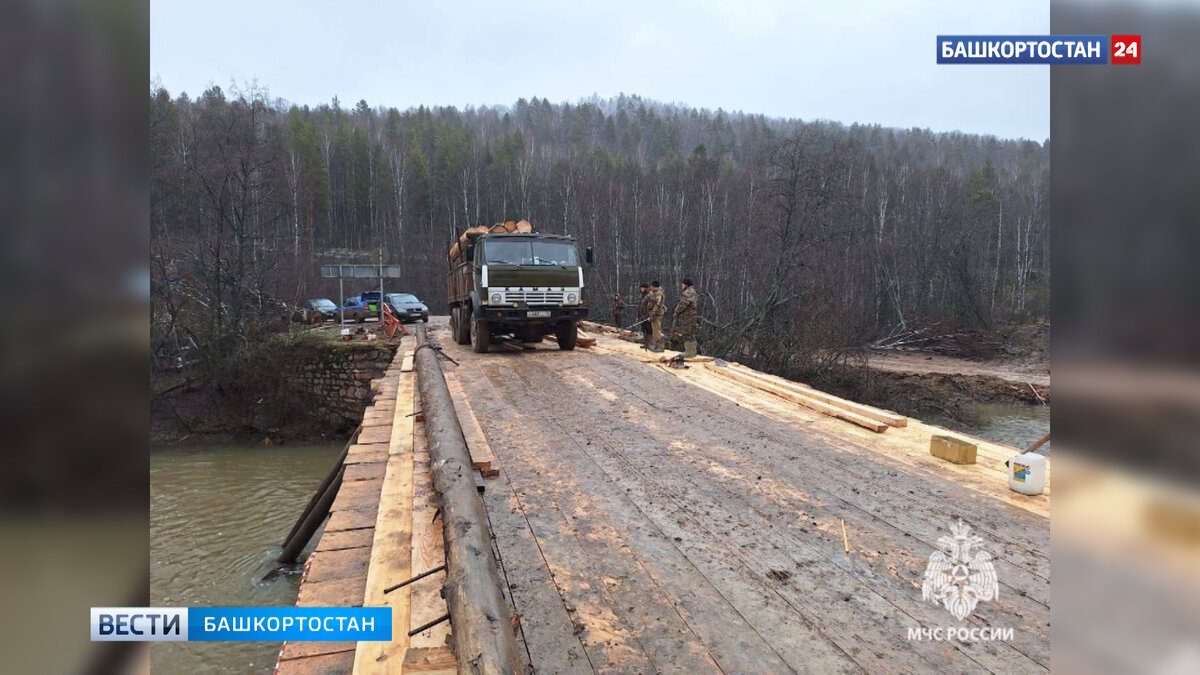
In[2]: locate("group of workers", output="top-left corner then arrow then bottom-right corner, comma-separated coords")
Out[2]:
610,279 -> 699,357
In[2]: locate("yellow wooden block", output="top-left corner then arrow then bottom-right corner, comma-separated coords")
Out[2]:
930,435 -> 977,465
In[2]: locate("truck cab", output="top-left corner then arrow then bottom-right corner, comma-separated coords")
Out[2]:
447,232 -> 590,353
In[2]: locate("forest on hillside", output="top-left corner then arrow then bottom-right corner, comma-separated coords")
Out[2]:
150,86 -> 1048,380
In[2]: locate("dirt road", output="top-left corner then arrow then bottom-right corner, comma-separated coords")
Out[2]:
434,321 -> 1049,673
868,350 -> 1050,388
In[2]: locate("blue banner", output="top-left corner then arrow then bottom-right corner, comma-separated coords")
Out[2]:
91,607 -> 392,641
189,607 -> 391,641
937,35 -> 1108,64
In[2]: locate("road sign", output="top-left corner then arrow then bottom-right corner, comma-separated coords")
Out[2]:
321,265 -> 401,278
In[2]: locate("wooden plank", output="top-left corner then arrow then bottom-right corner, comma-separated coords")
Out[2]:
361,415 -> 393,428
446,375 -> 499,477
312,527 -> 374,552
390,377 -> 416,457
722,362 -> 908,427
324,509 -> 377,533
343,450 -> 388,466
305,547 -> 372,584
347,443 -> 387,457
343,461 -> 386,483
352,368 -> 416,674
278,648 -> 356,674
356,425 -> 392,445
704,365 -> 889,432
332,479 -> 385,510
403,647 -> 457,673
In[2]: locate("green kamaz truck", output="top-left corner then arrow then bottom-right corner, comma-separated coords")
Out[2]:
447,222 -> 592,353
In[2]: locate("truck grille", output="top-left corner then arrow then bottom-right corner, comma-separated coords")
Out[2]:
503,290 -> 565,304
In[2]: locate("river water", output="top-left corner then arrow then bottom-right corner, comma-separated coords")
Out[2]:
150,443 -> 342,674
932,402 -> 1051,453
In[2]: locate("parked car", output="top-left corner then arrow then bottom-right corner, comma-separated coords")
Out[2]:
385,293 -> 430,323
339,296 -> 372,323
358,291 -> 384,315
292,298 -> 338,324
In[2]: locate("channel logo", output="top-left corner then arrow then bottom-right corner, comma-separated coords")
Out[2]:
91,607 -> 391,642
937,35 -> 1140,65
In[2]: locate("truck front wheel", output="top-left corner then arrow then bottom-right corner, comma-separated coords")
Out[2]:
555,321 -> 578,351
471,317 -> 491,353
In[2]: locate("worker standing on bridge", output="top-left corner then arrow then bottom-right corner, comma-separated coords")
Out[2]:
611,293 -> 626,327
673,278 -> 700,357
649,281 -> 666,352
636,283 -> 653,349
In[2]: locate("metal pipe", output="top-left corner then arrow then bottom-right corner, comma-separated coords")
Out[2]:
281,424 -> 360,547
414,325 -> 521,674
277,466 -> 343,564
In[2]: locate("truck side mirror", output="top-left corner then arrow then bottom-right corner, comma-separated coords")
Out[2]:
585,247 -> 594,265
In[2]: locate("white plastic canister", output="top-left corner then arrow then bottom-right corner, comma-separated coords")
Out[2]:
1008,452 -> 1047,496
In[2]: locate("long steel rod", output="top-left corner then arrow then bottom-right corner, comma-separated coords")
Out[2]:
281,424 -> 360,547
414,325 -> 521,674
277,466 -> 343,563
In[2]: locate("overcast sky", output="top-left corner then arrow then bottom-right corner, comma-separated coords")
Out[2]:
150,0 -> 1049,140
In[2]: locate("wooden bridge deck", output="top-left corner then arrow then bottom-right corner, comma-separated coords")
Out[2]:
279,319 -> 1050,673
277,335 -> 456,674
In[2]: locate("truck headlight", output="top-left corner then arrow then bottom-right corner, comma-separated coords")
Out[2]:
566,293 -> 578,303
490,293 -> 502,304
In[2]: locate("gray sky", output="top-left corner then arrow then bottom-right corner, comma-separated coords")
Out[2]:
150,0 -> 1049,140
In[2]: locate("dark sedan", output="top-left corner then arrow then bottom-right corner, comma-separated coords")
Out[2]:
292,298 -> 338,324
385,293 -> 429,323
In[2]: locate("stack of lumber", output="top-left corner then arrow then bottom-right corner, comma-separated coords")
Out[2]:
703,362 -> 907,434
448,220 -> 533,262
580,320 -> 640,340
545,330 -> 596,348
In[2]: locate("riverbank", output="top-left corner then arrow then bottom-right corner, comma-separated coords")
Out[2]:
805,322 -> 1050,432
151,333 -> 400,446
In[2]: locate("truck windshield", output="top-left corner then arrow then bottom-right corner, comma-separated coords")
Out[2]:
484,240 -> 577,266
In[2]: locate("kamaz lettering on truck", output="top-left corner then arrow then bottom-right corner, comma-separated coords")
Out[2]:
447,221 -> 592,353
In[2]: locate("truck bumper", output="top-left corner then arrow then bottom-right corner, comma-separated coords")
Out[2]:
478,306 -> 588,322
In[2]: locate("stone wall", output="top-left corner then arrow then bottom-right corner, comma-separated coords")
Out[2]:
290,342 -> 398,429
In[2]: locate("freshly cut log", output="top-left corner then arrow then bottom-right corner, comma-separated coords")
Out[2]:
449,226 -> 489,262
413,327 -> 522,673
514,220 -> 533,233
704,365 -> 889,433
722,363 -> 907,428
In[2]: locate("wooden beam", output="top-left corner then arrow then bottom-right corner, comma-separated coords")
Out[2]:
352,366 -> 416,674
719,363 -> 907,428
447,376 -> 499,477
704,365 -> 889,433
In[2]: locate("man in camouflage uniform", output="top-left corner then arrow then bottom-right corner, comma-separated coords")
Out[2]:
649,281 -> 667,352
673,278 -> 700,357
611,293 -> 626,327
635,283 -> 653,349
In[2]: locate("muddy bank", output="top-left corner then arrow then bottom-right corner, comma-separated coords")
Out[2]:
151,336 -> 398,446
791,352 -> 1049,430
